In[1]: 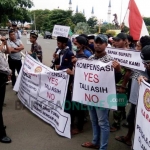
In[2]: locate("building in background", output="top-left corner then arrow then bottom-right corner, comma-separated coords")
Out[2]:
69,0 -> 72,10
91,7 -> 94,17
107,0 -> 111,23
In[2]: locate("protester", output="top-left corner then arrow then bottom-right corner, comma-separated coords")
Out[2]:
67,37 -> 72,51
88,35 -> 95,53
29,31 -> 43,62
80,34 -> 93,57
11,22 -> 22,39
110,33 -> 130,132
115,36 -> 150,147
67,36 -> 88,135
7,30 -> 24,87
56,36 -> 74,114
81,34 -> 122,150
126,35 -> 134,49
0,36 -> 12,143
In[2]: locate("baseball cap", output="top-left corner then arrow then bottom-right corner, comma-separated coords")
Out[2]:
113,33 -> 127,41
30,31 -> 38,38
94,34 -> 108,43
140,45 -> 150,63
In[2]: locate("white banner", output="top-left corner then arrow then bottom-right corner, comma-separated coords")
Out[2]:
106,47 -> 145,71
133,81 -> 150,150
16,55 -> 71,138
52,25 -> 70,38
72,59 -> 117,110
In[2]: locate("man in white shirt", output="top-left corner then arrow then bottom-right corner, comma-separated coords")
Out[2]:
7,30 -> 24,87
11,22 -> 22,40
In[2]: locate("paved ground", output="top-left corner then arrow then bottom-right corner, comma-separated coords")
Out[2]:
1,36 -> 131,150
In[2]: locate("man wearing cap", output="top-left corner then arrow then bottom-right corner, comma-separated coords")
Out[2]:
56,36 -> 74,70
82,34 -> 122,150
7,30 -> 24,87
11,22 -> 22,40
56,36 -> 74,114
113,33 -> 128,49
110,33 -> 131,132
29,31 -> 42,62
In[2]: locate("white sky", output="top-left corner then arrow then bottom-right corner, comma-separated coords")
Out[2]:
32,0 -> 150,23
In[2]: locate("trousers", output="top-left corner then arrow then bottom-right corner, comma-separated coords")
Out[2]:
0,73 -> 7,138
8,56 -> 22,86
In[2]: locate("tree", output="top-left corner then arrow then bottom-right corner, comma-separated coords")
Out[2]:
143,17 -> 150,26
72,13 -> 86,25
48,9 -> 74,32
87,17 -> 97,28
74,22 -> 90,34
30,9 -> 51,31
0,0 -> 33,24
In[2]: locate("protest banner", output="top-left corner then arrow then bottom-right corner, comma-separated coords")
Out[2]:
72,59 -> 118,110
15,55 -> 71,138
52,25 -> 70,38
133,81 -> 150,150
106,47 -> 145,71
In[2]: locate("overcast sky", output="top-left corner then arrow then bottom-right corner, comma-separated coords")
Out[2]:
32,0 -> 150,23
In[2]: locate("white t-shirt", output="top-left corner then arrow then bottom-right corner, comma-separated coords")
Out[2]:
7,39 -> 23,60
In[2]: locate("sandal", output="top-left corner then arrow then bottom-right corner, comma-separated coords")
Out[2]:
115,136 -> 132,146
81,142 -> 99,149
71,129 -> 83,135
110,126 -> 119,132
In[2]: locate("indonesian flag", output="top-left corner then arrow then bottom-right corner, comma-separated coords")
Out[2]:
124,0 -> 149,40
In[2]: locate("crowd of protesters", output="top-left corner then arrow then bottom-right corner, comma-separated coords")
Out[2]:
1,22 -> 150,150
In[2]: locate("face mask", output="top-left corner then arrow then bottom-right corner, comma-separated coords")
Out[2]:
73,45 -> 80,51
89,44 -> 94,51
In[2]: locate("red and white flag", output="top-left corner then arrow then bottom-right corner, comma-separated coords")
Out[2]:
124,0 -> 149,40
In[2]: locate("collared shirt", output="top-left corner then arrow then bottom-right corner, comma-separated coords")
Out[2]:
89,54 -> 113,62
31,42 -> 42,62
7,39 -> 23,60
0,51 -> 11,75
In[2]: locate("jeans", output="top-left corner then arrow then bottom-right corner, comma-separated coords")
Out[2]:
89,107 -> 110,150
8,56 -> 22,86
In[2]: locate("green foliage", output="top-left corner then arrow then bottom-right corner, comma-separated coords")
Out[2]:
0,0 -> 33,23
87,17 -> 98,28
106,30 -> 116,36
143,17 -> 150,26
147,26 -> 150,34
30,9 -> 51,31
72,13 -> 86,25
48,9 -> 74,31
74,22 -> 90,34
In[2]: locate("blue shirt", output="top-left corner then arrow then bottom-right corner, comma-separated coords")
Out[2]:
84,49 -> 92,58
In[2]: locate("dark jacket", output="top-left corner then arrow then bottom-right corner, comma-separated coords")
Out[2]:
57,47 -> 74,70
